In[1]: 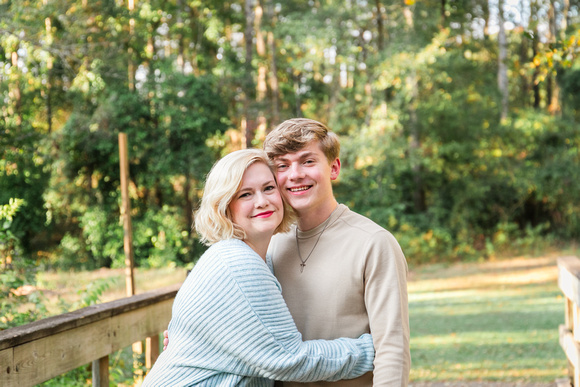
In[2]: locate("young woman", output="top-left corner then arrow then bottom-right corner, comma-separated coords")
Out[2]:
142,149 -> 374,386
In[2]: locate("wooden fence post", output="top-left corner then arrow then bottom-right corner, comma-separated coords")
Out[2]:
118,132 -> 135,297
119,133 -> 144,377
92,356 -> 109,387
557,256 -> 580,387
146,335 -> 160,369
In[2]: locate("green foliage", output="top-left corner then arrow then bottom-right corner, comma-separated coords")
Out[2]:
0,124 -> 51,254
1,0 -> 579,271
335,31 -> 580,264
0,198 -> 25,261
0,198 -> 49,330
0,269 -> 49,330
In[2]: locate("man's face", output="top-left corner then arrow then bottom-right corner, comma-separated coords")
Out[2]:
272,141 -> 340,215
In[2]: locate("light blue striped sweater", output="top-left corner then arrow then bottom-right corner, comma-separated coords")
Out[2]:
142,239 -> 374,386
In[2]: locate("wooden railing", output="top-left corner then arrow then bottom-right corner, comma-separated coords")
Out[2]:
558,256 -> 580,387
0,283 -> 181,387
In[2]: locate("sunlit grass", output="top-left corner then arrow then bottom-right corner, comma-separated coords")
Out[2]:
409,254 -> 568,383
35,266 -> 187,312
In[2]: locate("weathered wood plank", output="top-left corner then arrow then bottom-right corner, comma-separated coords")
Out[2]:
12,314 -> 113,385
0,348 -> 15,387
558,256 -> 580,387
558,256 -> 580,306
556,377 -> 572,387
0,284 -> 180,351
9,300 -> 173,386
559,324 -> 580,387
110,299 -> 173,352
565,297 -> 574,331
0,285 -> 177,386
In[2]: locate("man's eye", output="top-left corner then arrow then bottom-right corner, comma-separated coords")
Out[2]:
276,164 -> 287,170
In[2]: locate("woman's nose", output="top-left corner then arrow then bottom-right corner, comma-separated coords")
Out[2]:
254,192 -> 268,207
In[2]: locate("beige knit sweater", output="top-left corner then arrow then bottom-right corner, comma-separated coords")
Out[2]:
268,204 -> 410,387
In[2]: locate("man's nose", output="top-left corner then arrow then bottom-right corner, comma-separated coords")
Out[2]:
288,163 -> 304,180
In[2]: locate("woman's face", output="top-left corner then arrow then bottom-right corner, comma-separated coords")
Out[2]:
229,162 -> 284,243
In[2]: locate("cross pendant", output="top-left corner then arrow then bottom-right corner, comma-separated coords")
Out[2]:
300,263 -> 306,273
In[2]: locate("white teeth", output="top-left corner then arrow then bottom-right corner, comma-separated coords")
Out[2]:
290,187 -> 309,192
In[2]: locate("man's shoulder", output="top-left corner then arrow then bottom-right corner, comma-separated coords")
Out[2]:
337,205 -> 389,236
270,226 -> 296,246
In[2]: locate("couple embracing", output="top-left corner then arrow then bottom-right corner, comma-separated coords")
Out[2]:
143,118 -> 410,386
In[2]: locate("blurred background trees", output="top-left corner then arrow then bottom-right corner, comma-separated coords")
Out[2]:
1,0 -> 579,272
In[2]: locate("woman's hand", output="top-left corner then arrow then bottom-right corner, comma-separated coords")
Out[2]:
163,330 -> 169,351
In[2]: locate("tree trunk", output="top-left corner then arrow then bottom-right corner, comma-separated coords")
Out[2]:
176,0 -> 185,73
267,28 -> 280,127
547,0 -> 561,115
44,2 -> 53,133
532,35 -> 540,109
561,0 -> 569,39
441,0 -> 446,28
188,6 -> 202,76
243,0 -> 257,148
9,50 -> 22,127
497,0 -> 509,120
294,73 -> 302,118
407,72 -> 425,213
482,0 -> 490,38
255,1 -> 267,137
375,0 -> 385,51
46,70 -> 53,133
529,0 -> 540,109
401,0 -> 423,212
519,31 -> 529,106
128,0 -> 135,91
184,173 -> 193,233
265,0 -> 281,128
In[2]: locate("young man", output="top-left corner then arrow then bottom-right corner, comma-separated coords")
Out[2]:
263,118 -> 410,387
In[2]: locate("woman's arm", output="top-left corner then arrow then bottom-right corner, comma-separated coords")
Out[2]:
203,240 -> 375,382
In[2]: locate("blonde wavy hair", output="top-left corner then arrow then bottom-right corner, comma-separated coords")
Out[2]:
194,149 -> 295,246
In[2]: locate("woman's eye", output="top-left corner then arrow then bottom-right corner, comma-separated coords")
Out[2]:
238,192 -> 250,199
265,185 -> 276,192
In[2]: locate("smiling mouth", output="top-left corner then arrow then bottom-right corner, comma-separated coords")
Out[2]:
288,186 -> 311,192
253,211 -> 274,218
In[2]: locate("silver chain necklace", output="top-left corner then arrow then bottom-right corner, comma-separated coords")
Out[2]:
295,206 -> 337,273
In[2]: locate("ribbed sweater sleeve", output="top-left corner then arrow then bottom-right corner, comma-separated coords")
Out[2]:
142,239 -> 374,386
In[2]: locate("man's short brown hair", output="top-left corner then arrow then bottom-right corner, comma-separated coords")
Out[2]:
263,118 -> 340,163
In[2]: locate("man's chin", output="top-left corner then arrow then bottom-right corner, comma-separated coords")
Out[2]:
284,197 -> 310,212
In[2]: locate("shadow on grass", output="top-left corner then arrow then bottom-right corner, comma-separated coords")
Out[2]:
409,257 -> 558,282
408,255 -> 568,382
411,309 -> 563,336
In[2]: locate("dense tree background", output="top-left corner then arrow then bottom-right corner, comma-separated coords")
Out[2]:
1,0 -> 579,272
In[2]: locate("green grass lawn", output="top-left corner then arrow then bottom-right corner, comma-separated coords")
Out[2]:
408,255 -> 569,383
